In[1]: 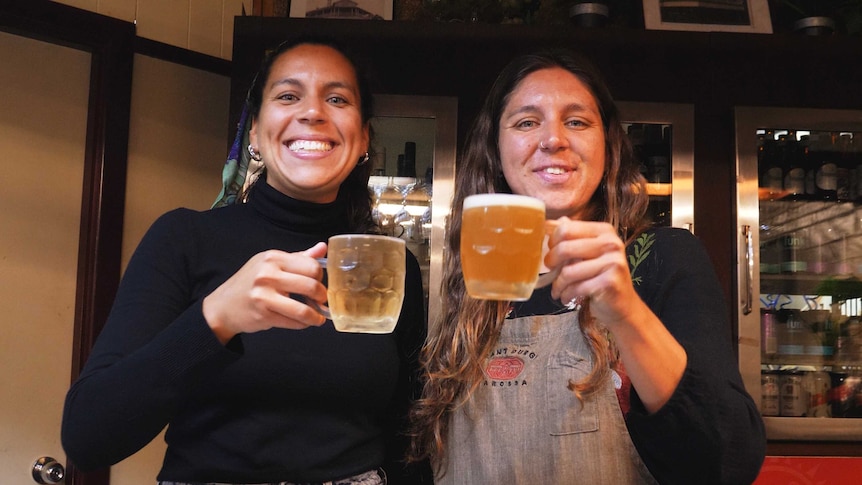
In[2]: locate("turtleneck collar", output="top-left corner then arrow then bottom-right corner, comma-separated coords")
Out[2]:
247,181 -> 353,237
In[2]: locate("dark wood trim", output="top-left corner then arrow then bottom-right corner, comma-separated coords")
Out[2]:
1,2 -> 134,484
135,36 -> 231,76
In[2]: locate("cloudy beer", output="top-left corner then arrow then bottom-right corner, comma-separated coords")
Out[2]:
461,194 -> 546,300
326,234 -> 405,333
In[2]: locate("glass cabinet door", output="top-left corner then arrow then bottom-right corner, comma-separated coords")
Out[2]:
367,95 -> 457,329
618,102 -> 695,232
736,106 -> 862,441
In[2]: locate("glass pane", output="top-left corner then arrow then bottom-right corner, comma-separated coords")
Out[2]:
618,101 -> 693,233
625,122 -> 673,227
367,95 -> 458,328
756,127 -> 862,419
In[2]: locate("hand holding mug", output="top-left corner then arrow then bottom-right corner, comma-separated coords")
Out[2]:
544,218 -> 642,328
203,242 -> 329,343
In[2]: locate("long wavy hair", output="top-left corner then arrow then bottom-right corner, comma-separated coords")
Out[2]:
243,36 -> 379,233
407,49 -> 650,475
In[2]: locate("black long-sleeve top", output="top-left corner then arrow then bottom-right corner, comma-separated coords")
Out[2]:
511,227 -> 766,484
61,182 -> 428,483
623,228 -> 766,484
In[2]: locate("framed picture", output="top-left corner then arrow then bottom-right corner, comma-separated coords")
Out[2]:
289,0 -> 394,20
643,0 -> 772,33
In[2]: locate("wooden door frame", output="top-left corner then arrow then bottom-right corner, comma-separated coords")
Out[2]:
0,2 -> 134,484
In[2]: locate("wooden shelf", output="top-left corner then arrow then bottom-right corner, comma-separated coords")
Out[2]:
645,182 -> 671,196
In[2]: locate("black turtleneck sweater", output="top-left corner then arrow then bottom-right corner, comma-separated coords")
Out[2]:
61,182 -> 428,483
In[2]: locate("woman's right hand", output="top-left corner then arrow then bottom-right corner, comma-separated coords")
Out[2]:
202,242 -> 329,344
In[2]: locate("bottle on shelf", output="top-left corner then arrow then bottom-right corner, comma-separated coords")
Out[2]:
812,131 -> 839,201
642,124 -> 670,184
759,223 -> 782,275
783,132 -> 807,200
761,308 -> 779,358
371,145 -> 386,176
804,370 -> 832,417
805,224 -> 827,274
780,229 -> 807,274
627,123 -> 647,178
777,309 -> 807,357
805,132 -> 819,200
797,134 -> 814,201
396,154 -> 406,177
401,141 -> 417,178
834,317 -> 858,364
759,130 -> 783,194
836,132 -> 854,202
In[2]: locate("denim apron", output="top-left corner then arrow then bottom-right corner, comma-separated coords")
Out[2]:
440,312 -> 658,484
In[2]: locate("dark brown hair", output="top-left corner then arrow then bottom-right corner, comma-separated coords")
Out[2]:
245,36 -> 378,233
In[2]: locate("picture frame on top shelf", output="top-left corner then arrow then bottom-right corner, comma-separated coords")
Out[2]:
643,0 -> 772,33
289,0 -> 394,20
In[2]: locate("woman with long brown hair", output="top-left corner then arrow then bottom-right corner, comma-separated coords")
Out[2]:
408,49 -> 765,484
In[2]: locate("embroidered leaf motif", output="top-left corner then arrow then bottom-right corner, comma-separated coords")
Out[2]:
629,232 -> 655,286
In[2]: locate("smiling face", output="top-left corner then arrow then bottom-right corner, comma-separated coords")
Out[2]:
498,67 -> 606,220
249,43 -> 370,203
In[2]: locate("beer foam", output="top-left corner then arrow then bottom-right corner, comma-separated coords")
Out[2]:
463,194 -> 545,211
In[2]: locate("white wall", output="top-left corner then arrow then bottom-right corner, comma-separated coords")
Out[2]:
110,53 -> 231,484
0,28 -> 231,484
0,31 -> 89,484
122,54 -> 232,268
50,0 -> 253,59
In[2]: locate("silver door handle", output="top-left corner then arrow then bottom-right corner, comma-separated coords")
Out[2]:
32,457 -> 65,484
741,225 -> 753,315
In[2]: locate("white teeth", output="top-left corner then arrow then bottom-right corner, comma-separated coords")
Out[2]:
288,140 -> 332,152
543,167 -> 566,175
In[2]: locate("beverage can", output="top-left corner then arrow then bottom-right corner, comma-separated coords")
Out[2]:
761,370 -> 780,416
805,371 -> 831,417
779,371 -> 807,417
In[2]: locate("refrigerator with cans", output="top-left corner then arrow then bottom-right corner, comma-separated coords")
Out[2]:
736,106 -> 862,441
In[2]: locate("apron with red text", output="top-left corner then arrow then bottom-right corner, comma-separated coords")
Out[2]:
439,311 -> 658,484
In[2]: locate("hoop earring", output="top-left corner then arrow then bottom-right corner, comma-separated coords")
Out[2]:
247,144 -> 262,162
357,152 -> 369,166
